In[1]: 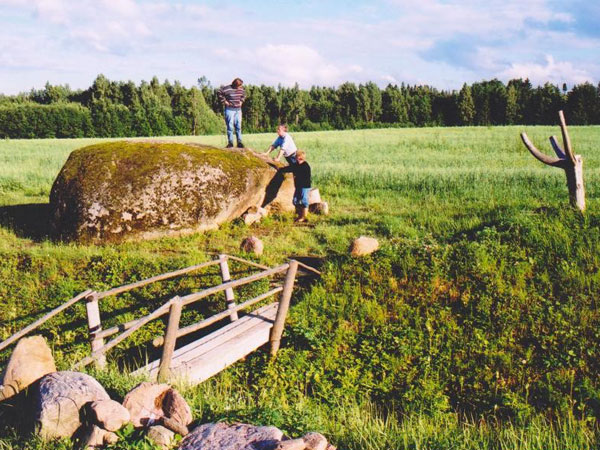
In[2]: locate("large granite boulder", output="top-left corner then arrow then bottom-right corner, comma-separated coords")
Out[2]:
33,371 -> 110,440
49,141 -> 294,243
0,335 -> 56,401
179,422 -> 283,450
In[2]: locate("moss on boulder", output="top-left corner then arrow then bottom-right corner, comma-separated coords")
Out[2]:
49,141 -> 293,243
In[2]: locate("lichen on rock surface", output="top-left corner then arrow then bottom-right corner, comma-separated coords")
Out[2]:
50,141 -> 293,243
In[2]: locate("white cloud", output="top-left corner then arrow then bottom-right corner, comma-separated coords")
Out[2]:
500,55 -> 593,86
236,44 -> 363,87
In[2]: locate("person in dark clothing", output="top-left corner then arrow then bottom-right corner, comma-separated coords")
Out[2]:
278,149 -> 311,222
217,77 -> 246,148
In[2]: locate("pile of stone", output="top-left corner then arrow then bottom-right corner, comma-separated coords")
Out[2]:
0,335 -> 336,449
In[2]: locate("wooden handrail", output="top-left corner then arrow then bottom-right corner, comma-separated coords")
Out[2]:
153,286 -> 284,347
97,260 -> 220,300
72,299 -> 173,369
0,289 -> 93,353
93,261 -> 289,341
180,263 -> 289,307
225,254 -> 271,271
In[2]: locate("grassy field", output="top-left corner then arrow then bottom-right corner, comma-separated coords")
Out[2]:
1,126 -> 600,449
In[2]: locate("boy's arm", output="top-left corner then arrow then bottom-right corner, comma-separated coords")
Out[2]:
263,145 -> 275,155
274,149 -> 283,161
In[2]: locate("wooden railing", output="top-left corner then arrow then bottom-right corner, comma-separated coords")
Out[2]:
0,254 -> 314,382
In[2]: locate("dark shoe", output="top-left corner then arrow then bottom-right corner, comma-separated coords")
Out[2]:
295,207 -> 308,223
237,142 -> 244,148
226,142 -> 234,148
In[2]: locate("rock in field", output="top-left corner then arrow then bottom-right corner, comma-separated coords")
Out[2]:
122,382 -> 170,427
240,236 -> 264,256
123,382 -> 192,430
50,142 -> 294,243
89,399 -> 130,432
179,422 -> 283,450
33,371 -> 110,440
309,202 -> 329,215
0,335 -> 56,401
349,236 -> 379,257
147,425 -> 175,448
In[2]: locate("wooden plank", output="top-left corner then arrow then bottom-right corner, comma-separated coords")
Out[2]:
134,302 -> 278,380
179,314 -> 275,384
85,292 -> 106,369
153,286 -> 283,346
0,289 -> 92,352
97,260 -> 220,300
225,255 -> 270,271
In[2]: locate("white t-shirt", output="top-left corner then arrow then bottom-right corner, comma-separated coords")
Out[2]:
272,133 -> 297,157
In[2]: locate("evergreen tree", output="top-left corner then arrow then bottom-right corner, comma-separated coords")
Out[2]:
457,83 -> 475,126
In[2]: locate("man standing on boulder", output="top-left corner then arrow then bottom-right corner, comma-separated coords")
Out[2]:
217,78 -> 246,148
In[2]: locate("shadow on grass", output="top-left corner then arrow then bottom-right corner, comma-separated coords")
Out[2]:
0,203 -> 51,241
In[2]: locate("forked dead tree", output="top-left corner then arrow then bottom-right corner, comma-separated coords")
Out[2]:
520,110 -> 585,212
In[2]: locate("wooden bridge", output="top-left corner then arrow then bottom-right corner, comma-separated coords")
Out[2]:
0,255 -> 318,385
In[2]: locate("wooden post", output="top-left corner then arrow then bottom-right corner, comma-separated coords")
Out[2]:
158,297 -> 183,383
270,259 -> 299,357
219,254 -> 238,321
520,110 -> 585,212
85,292 -> 106,369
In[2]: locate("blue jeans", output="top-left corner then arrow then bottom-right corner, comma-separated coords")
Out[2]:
224,107 -> 242,145
285,153 -> 297,165
293,188 -> 311,208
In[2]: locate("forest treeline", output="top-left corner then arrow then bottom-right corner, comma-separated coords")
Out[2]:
0,74 -> 599,139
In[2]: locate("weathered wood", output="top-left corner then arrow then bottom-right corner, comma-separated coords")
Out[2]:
97,260 -> 220,300
73,300 -> 172,369
153,286 -> 284,346
158,297 -> 183,383
0,289 -> 92,352
179,263 -> 289,307
520,110 -> 585,212
85,292 -> 106,369
566,155 -> 585,211
95,317 -> 142,340
134,302 -> 279,383
296,261 -> 322,276
559,110 -> 576,164
219,254 -> 238,322
520,133 -> 564,167
225,254 -> 270,271
270,260 -> 299,356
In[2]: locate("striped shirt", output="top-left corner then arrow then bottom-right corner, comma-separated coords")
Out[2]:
217,84 -> 246,109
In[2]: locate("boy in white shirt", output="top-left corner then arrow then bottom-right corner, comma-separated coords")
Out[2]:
263,124 -> 297,164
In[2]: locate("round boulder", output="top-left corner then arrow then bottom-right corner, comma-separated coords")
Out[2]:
33,371 -> 110,440
50,142 -> 294,243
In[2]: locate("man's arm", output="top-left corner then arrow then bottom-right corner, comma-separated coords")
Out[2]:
217,87 -> 230,106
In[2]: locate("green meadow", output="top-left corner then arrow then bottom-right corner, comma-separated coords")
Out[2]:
1,126 -> 600,449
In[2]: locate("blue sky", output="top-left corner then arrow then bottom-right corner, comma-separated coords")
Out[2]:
0,0 -> 598,95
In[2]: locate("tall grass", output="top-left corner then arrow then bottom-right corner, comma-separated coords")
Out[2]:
1,126 -> 600,448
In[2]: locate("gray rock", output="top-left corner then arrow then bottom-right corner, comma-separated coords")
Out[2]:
302,432 -> 328,450
82,424 -> 118,449
33,371 -> 110,440
309,202 -> 329,215
148,425 -> 175,448
275,438 -> 306,450
122,382 -> 170,427
179,422 -> 284,450
50,142 -> 294,243
240,236 -> 264,256
0,335 -> 56,401
89,399 -> 130,431
349,236 -> 379,257
162,388 -> 193,427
